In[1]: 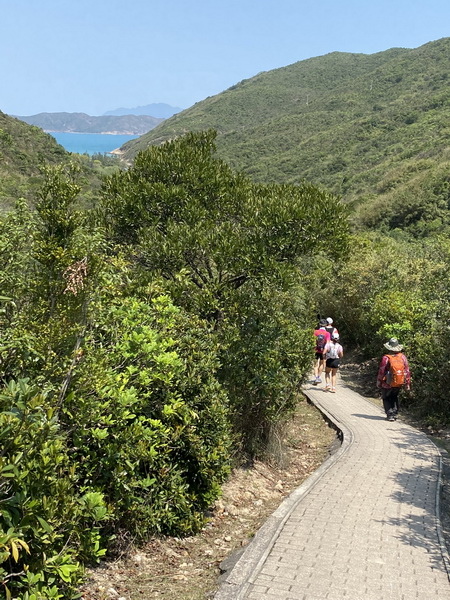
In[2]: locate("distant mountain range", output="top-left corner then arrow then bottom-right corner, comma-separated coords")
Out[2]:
103,103 -> 183,118
14,112 -> 164,135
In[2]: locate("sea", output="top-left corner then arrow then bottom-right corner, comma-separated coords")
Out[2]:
50,132 -> 139,155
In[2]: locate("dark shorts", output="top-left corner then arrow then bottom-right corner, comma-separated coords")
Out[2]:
326,358 -> 340,369
315,352 -> 325,360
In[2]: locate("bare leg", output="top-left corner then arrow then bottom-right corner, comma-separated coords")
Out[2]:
325,367 -> 331,388
314,357 -> 320,378
318,359 -> 325,378
331,368 -> 338,390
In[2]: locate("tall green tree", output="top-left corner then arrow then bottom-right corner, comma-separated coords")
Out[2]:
100,130 -> 350,452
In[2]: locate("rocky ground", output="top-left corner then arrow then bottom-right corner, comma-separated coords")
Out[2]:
80,356 -> 450,600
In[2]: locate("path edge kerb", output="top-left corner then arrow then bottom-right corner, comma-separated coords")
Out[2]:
435,453 -> 450,581
213,390 -> 354,600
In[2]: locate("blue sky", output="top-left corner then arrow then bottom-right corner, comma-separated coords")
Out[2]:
1,0 -> 449,116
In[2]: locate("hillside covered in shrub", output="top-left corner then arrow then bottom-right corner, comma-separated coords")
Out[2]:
121,37 -> 450,236
0,130 -> 350,598
0,111 -> 121,212
2,37 -> 450,600
0,111 -> 69,211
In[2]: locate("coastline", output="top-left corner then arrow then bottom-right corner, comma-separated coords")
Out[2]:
49,132 -> 138,155
44,130 -> 144,135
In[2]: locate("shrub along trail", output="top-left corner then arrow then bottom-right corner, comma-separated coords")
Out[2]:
80,397 -> 336,600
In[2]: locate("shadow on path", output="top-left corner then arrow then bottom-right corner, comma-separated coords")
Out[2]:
352,413 -> 386,421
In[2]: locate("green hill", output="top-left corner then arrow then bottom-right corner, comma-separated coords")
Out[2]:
120,38 -> 450,235
15,112 -> 164,135
0,111 -> 113,212
0,111 -> 70,210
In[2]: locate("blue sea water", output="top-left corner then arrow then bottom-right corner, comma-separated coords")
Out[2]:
50,132 -> 139,155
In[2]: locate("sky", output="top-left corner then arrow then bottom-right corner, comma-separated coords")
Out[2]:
1,0 -> 449,116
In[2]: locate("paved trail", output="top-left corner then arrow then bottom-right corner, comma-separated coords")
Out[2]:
215,382 -> 450,599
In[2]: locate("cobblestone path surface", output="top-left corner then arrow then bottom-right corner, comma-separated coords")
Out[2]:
215,382 -> 450,599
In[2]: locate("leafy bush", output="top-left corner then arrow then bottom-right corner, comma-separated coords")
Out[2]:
99,130 -> 350,453
0,161 -> 233,598
0,379 -> 108,600
61,294 -> 231,538
219,279 -> 314,455
318,232 -> 450,423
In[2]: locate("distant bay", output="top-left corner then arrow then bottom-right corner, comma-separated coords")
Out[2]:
50,132 -> 139,155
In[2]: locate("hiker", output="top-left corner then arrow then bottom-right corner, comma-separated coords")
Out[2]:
376,337 -> 411,421
324,332 -> 344,392
324,317 -> 339,338
313,319 -> 331,385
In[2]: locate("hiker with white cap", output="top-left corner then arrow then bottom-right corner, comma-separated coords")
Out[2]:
376,337 -> 411,421
324,332 -> 344,392
324,317 -> 339,338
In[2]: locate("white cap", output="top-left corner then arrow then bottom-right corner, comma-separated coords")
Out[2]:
326,317 -> 333,324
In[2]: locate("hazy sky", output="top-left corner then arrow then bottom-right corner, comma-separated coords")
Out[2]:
1,0 -> 449,116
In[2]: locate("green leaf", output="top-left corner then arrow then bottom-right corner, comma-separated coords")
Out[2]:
36,516 -> 53,534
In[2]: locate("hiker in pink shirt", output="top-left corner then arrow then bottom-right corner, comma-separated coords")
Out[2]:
313,319 -> 331,385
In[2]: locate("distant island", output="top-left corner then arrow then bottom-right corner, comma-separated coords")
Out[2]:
14,112 -> 164,135
103,103 -> 182,118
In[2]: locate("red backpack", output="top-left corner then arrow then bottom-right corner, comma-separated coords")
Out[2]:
385,353 -> 406,387
315,333 -> 326,353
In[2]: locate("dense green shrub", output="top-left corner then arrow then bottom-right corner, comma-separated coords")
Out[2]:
0,379 -> 108,600
218,279 -> 314,454
317,232 -> 450,423
0,160 -> 234,598
0,198 -> 38,381
0,165 -> 105,391
99,130 -> 350,452
61,293 -> 231,538
0,272 -> 232,595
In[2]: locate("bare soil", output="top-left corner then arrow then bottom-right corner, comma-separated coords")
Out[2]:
79,396 -> 336,600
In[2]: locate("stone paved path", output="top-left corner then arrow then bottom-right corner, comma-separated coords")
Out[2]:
215,382 -> 450,599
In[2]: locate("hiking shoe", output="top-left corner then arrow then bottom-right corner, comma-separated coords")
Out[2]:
316,377 -> 322,384
325,384 -> 331,391
387,415 -> 395,422
330,387 -> 336,393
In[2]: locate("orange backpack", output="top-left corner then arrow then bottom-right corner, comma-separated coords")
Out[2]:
385,353 -> 406,387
